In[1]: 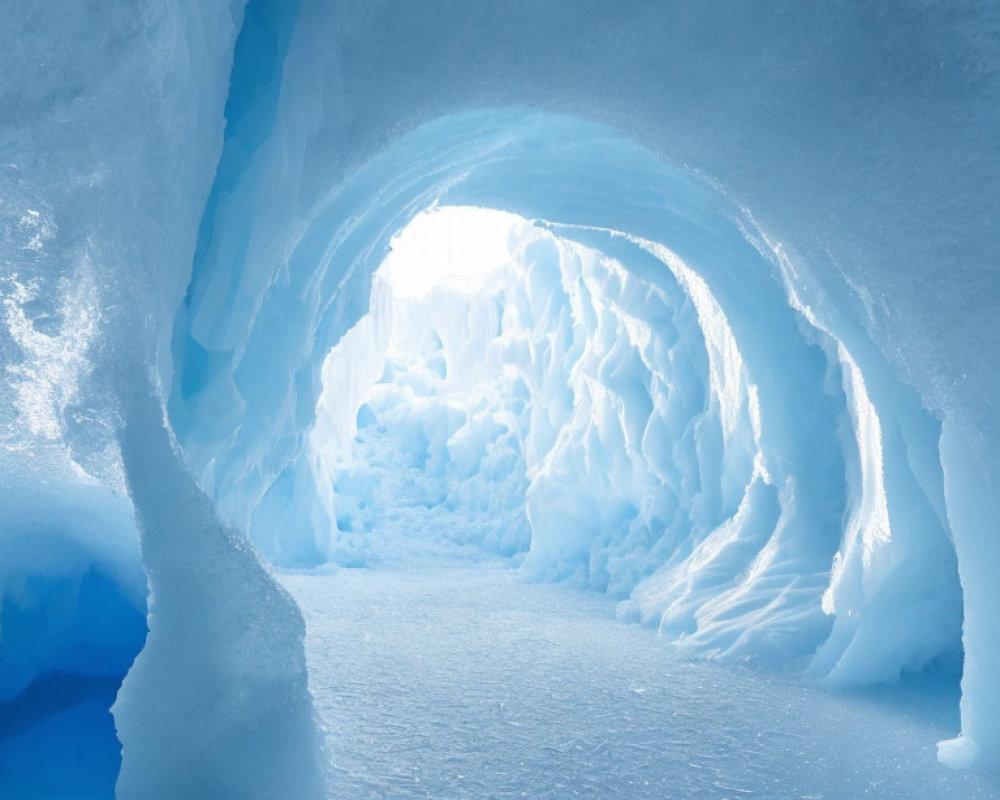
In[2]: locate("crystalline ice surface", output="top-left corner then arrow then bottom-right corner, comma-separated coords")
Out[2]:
1,0 -> 999,797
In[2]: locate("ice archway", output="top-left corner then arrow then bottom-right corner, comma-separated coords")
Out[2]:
2,1 -> 999,796
278,198 -> 964,684
172,106 -> 964,682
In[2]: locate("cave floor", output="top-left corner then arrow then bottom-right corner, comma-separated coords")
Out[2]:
280,565 -> 1000,800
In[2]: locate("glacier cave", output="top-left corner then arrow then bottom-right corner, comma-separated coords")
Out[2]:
1,2 -> 999,798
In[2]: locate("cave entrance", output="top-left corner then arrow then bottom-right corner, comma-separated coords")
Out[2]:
299,201 -> 767,605
314,206 -> 537,568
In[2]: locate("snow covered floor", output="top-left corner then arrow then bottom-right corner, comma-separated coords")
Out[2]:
281,567 -> 1000,800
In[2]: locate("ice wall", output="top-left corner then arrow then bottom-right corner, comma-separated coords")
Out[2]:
2,0 -> 325,795
113,384 -> 323,799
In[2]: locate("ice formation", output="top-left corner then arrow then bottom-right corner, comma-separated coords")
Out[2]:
1,0 -> 999,794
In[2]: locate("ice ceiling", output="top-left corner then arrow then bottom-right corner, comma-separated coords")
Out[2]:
1,0 -> 999,796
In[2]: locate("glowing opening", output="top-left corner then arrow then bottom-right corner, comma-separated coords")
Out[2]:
377,206 -> 527,300
305,204 -> 769,600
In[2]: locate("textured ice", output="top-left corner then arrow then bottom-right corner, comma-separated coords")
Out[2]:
1,1 -> 323,795
111,387 -> 324,799
1,0 -> 999,794
279,202 -> 960,684
284,566 -> 999,800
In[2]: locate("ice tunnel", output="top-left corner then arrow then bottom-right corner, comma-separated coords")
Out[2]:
1,1 -> 999,798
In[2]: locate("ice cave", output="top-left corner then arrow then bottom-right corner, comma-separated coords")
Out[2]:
2,2 -> 999,798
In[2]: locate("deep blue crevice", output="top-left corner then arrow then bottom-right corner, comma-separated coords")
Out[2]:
0,566 -> 146,799
176,0 -> 303,400
0,673 -> 122,800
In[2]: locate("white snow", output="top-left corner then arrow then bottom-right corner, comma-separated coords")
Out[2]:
284,565 -> 999,800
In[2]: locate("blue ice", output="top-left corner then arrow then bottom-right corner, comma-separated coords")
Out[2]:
1,1 -> 999,798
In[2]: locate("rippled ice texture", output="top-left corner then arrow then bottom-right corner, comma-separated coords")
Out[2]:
282,567 -> 999,800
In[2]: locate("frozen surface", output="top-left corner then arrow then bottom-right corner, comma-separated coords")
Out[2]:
283,566 -> 1000,800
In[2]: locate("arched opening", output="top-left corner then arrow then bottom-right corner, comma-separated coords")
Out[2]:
171,109 -> 962,679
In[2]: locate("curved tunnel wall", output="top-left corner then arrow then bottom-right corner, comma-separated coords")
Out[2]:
170,105 -> 962,678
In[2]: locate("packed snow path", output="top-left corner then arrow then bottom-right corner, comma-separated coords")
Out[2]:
281,567 -> 999,800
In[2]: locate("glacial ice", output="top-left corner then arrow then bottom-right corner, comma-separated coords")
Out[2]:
1,0 -> 999,795
112,384 -> 324,800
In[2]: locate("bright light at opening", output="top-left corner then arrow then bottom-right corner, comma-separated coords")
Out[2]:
378,205 -> 529,298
